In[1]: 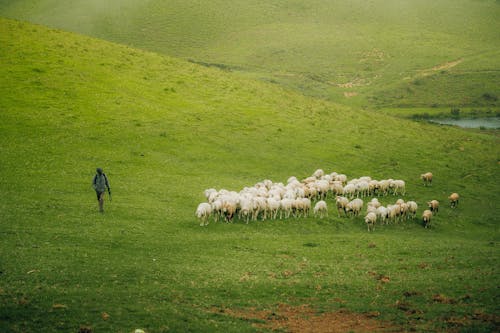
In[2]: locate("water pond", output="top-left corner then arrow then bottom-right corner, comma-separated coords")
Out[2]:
429,117 -> 500,129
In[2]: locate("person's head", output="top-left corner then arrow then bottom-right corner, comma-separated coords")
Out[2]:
96,168 -> 103,175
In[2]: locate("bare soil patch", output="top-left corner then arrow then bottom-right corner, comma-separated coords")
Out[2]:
212,304 -> 402,332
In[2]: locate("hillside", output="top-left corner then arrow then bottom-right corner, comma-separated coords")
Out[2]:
0,18 -> 499,332
0,0 -> 499,109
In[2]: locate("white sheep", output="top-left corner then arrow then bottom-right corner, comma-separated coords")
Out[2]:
365,212 -> 377,231
280,198 -> 294,219
343,183 -> 356,198
313,169 -> 325,179
238,197 -> 253,224
390,180 -> 406,196
336,196 -> 349,217
407,201 -> 418,218
376,206 -> 389,225
368,198 -> 381,209
266,197 -> 281,220
346,198 -> 363,216
196,203 -> 212,226
313,200 -> 328,218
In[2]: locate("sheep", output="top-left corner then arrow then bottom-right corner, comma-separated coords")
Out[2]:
448,193 -> 459,208
266,197 -> 281,220
238,197 -> 253,224
427,200 -> 439,214
378,180 -> 390,196
365,212 -> 377,231
280,198 -> 294,219
313,169 -> 325,179
421,172 -> 433,186
343,183 -> 356,198
300,197 -> 312,217
313,200 -> 328,218
196,203 -> 212,226
390,180 -> 406,196
355,180 -> 370,198
387,204 -> 400,224
368,198 -> 381,209
330,181 -> 344,196
376,206 -> 389,225
346,198 -> 363,216
211,199 -> 224,222
315,179 -> 330,199
204,188 -> 218,202
336,196 -> 349,217
222,197 -> 238,222
407,201 -> 418,219
422,210 -> 432,228
335,174 -> 347,185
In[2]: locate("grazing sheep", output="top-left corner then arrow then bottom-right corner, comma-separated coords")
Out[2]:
336,196 -> 349,217
196,203 -> 212,226
407,201 -> 418,218
314,200 -> 328,218
422,210 -> 432,228
387,204 -> 400,224
300,197 -> 312,217
331,181 -> 344,196
390,180 -> 406,196
420,172 -> 433,186
448,193 -> 460,208
266,197 -> 281,220
368,198 -> 381,209
427,200 -> 439,214
365,212 -> 377,231
280,198 -> 294,219
313,169 -> 325,179
376,206 -> 389,225
346,198 -> 363,217
238,198 -> 253,223
377,179 -> 390,196
343,183 -> 356,198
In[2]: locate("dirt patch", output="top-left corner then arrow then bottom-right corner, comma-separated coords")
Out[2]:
212,304 -> 402,332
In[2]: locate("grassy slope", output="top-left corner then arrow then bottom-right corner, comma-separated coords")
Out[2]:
0,18 -> 499,332
0,0 -> 499,109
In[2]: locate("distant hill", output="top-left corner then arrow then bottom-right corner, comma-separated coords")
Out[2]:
1,0 -> 499,108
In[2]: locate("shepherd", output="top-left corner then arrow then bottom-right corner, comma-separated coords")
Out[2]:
92,168 -> 111,213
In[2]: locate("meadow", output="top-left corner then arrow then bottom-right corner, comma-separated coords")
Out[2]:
0,11 -> 499,333
0,0 -> 499,110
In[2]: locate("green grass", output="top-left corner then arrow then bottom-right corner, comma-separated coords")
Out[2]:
0,0 -> 499,110
0,17 -> 499,332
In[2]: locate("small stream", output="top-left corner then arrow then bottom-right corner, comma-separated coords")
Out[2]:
429,117 -> 500,129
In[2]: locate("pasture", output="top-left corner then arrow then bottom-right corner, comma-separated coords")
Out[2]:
0,15 -> 499,333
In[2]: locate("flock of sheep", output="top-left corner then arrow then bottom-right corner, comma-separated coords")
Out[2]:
195,169 -> 459,231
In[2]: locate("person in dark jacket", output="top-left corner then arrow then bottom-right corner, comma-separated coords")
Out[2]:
92,168 -> 111,212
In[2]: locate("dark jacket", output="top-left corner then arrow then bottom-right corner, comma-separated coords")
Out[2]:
93,173 -> 110,192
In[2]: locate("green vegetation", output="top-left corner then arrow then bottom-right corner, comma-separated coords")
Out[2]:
0,0 -> 499,110
0,17 -> 499,332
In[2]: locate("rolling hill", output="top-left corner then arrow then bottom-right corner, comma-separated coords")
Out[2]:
1,0 -> 499,109
0,17 -> 499,332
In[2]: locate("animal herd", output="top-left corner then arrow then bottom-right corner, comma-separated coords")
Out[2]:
196,169 -> 460,231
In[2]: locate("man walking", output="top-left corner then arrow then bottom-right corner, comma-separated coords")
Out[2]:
92,168 -> 111,213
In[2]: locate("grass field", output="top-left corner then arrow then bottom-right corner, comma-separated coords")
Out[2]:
0,0 -> 499,110
0,17 -> 499,332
